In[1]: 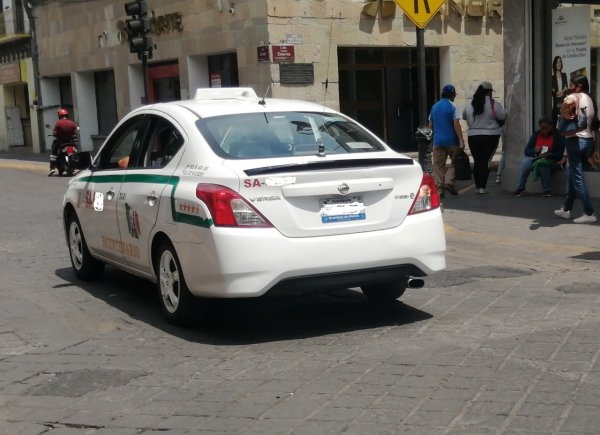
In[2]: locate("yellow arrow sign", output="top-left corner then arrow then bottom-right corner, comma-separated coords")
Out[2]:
393,0 -> 447,28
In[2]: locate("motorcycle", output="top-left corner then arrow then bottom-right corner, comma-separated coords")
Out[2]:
49,134 -> 78,177
55,141 -> 78,176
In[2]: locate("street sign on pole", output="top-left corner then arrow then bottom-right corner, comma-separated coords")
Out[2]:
393,0 -> 447,29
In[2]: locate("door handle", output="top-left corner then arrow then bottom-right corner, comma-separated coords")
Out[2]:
397,106 -> 400,119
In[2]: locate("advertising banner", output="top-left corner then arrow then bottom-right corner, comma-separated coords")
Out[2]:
551,6 -> 590,119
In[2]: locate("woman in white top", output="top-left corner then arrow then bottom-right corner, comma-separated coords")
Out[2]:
462,81 -> 506,194
554,75 -> 597,223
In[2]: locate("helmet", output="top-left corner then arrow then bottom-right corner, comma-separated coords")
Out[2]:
57,108 -> 69,118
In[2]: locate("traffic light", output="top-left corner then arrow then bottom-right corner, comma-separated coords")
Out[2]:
124,1 -> 153,59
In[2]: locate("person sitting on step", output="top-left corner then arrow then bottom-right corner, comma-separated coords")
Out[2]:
513,117 -> 564,197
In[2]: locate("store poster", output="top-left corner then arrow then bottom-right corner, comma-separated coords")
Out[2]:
551,6 -> 590,119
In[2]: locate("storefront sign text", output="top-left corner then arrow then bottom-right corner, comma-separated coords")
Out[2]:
362,0 -> 502,19
272,45 -> 295,63
0,62 -> 21,84
117,10 -> 183,44
150,12 -> 184,35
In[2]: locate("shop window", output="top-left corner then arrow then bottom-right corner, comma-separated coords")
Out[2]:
208,53 -> 239,87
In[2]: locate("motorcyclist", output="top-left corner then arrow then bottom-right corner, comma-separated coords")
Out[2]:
49,108 -> 79,176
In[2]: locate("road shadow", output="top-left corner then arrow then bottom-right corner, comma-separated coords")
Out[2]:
55,267 -> 432,345
442,172 -> 568,230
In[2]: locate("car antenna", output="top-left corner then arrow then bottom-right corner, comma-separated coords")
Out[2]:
258,82 -> 273,106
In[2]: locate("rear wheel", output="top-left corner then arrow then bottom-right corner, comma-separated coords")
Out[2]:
361,281 -> 406,302
155,241 -> 200,325
67,212 -> 105,280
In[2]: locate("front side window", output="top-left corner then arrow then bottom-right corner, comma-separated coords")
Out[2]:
96,116 -> 148,170
197,112 -> 386,159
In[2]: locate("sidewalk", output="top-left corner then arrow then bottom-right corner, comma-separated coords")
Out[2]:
0,148 -> 49,163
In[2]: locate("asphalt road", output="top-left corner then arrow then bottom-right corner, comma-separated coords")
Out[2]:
1,158 -> 600,434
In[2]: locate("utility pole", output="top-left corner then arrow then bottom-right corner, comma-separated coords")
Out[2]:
416,27 -> 428,169
24,1 -> 46,152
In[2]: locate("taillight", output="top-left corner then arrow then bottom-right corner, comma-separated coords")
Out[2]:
195,184 -> 272,227
66,146 -> 76,154
408,173 -> 441,214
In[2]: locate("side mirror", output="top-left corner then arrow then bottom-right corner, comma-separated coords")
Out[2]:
69,151 -> 93,170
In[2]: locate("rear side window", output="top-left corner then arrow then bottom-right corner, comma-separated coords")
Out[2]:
197,112 -> 385,159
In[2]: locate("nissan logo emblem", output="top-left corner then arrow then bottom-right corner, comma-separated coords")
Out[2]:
338,183 -> 350,195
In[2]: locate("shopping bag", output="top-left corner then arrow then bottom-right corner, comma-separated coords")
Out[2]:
453,149 -> 472,181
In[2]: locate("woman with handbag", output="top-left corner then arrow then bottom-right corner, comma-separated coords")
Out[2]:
462,81 -> 506,194
554,74 -> 597,224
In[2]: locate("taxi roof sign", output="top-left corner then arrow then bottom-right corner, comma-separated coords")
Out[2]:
394,0 -> 447,29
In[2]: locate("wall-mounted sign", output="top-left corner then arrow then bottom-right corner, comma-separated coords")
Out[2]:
0,62 -> 21,84
280,63 -> 314,85
272,45 -> 295,63
286,33 -> 304,44
257,46 -> 269,62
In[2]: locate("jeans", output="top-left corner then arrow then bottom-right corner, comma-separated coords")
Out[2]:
516,157 -> 559,191
468,135 -> 500,189
563,136 -> 595,216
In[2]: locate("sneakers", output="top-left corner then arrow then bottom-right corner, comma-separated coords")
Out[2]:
48,169 -> 55,177
513,187 -> 525,197
444,184 -> 458,196
543,190 -> 552,197
573,213 -> 598,224
554,208 -> 572,219
495,175 -> 502,184
476,188 -> 487,195
553,208 -> 596,223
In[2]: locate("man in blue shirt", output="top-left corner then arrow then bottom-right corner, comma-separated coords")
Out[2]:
428,84 -> 465,196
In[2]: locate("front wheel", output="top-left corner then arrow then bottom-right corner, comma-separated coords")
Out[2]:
67,212 -> 105,280
361,281 -> 406,303
154,241 -> 201,325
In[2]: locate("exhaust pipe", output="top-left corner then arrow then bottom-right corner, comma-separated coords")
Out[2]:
407,277 -> 425,289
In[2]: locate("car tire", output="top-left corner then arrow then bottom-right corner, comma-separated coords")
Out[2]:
66,211 -> 105,281
154,241 -> 200,326
361,281 -> 406,302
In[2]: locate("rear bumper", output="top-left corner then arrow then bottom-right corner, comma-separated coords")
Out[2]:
176,208 -> 446,298
264,264 -> 425,297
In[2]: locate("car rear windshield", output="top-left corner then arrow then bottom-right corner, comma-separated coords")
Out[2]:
196,112 -> 386,159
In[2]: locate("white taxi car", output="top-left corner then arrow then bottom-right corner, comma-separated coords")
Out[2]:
64,88 -> 446,325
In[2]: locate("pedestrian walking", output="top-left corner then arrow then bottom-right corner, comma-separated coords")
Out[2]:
554,74 -> 597,224
462,81 -> 506,194
428,84 -> 465,197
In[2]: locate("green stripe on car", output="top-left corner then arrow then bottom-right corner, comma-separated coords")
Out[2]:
79,173 -> 213,228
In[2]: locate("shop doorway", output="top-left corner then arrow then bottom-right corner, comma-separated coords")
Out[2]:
338,47 -> 439,152
148,62 -> 181,103
208,53 -> 239,88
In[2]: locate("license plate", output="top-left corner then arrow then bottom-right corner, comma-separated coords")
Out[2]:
320,196 -> 365,223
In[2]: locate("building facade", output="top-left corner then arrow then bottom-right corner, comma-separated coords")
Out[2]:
4,0 -> 600,197
0,0 -> 505,155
